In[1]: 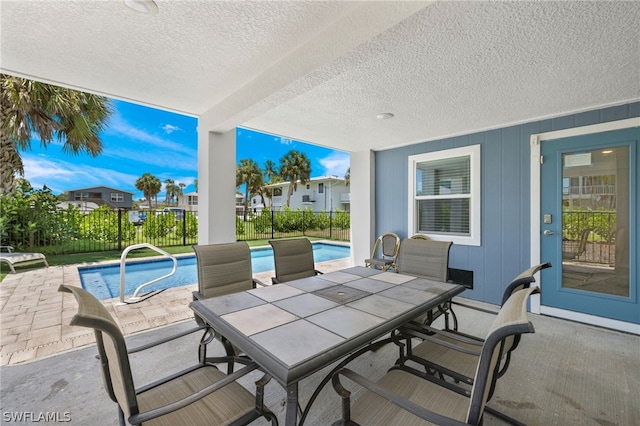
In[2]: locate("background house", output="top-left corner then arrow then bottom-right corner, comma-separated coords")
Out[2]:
66,186 -> 133,210
177,192 -> 199,212
265,176 -> 350,212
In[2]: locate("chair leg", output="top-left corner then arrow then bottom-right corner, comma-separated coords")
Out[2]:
484,406 -> 526,426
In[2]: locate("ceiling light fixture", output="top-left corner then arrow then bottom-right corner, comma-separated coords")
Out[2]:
122,0 -> 158,14
376,113 -> 394,120
601,150 -> 613,154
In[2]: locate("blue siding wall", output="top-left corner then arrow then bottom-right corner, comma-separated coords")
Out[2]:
375,102 -> 640,304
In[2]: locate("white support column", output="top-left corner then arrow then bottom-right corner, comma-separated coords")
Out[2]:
197,128 -> 236,244
349,150 -> 375,267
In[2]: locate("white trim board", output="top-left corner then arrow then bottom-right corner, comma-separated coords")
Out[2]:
529,117 -> 640,333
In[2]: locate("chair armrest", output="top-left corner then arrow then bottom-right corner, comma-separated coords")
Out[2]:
127,325 -> 208,354
271,277 -> 281,285
315,269 -> 324,275
0,246 -> 14,253
129,362 -> 261,424
398,326 -> 481,356
402,321 -> 484,346
332,368 -> 467,426
252,278 -> 265,288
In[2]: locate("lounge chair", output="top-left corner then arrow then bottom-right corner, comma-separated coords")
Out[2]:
269,238 -> 322,284
58,284 -> 277,426
330,287 -> 537,426
0,246 -> 49,274
364,232 -> 401,272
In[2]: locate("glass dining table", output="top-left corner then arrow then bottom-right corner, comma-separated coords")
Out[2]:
189,265 -> 465,425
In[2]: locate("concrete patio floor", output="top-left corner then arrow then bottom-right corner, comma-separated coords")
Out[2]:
1,258 -> 639,425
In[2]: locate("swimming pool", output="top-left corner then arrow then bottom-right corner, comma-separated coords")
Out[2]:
79,242 -> 350,300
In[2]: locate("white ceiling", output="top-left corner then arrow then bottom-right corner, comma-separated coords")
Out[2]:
1,1 -> 639,153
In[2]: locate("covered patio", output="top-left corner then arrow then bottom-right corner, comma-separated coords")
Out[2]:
1,1 -> 639,424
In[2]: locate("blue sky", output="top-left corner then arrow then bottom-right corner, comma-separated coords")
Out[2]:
21,99 -> 350,201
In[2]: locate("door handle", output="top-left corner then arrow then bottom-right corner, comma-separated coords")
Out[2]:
543,230 -> 556,236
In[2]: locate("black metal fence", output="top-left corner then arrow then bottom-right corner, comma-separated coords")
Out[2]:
562,210 -> 617,265
2,207 -> 350,255
236,209 -> 351,242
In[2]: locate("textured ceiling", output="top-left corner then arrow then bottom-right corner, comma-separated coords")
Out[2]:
1,1 -> 639,152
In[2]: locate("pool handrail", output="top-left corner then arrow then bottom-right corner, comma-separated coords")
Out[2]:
118,243 -> 178,304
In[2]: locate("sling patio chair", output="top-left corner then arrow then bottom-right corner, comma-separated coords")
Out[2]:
58,284 -> 277,426
397,263 -> 550,379
269,238 -> 322,284
330,287 -> 537,426
410,233 -> 431,240
0,245 -> 49,274
396,279 -> 546,425
397,237 -> 455,329
364,232 -> 401,272
192,242 -> 264,366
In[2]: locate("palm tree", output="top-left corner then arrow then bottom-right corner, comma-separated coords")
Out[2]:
164,178 -> 181,205
344,167 -> 350,186
260,160 -> 280,207
279,150 -> 312,207
236,159 -> 263,221
0,74 -> 111,195
135,173 -> 162,208
264,160 -> 279,183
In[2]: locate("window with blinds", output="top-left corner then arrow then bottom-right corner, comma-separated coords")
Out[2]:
408,145 -> 481,246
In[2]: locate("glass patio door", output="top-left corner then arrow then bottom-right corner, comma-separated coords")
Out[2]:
540,127 -> 639,324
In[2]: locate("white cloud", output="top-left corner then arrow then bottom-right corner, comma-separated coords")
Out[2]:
161,124 -> 182,134
106,113 -> 195,156
319,152 -> 350,177
280,137 -> 293,145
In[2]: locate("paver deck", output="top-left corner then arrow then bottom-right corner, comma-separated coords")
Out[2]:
0,257 -> 352,366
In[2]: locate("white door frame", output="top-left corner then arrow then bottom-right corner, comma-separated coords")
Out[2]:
530,117 -> 640,334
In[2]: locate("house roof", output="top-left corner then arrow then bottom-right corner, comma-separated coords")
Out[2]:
66,186 -> 134,195
1,2 -> 638,152
264,176 -> 346,188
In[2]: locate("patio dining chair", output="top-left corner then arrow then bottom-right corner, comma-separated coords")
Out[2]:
397,237 -> 455,329
330,287 -> 537,426
398,263 -> 550,378
58,284 -> 277,426
364,232 -> 401,272
192,242 -> 263,364
396,267 -> 547,426
269,238 -> 322,284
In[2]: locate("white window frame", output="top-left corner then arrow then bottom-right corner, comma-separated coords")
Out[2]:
408,144 -> 481,246
110,192 -> 124,202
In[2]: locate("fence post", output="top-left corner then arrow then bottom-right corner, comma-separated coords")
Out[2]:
271,209 -> 275,240
28,206 -> 35,252
182,209 -> 187,246
329,211 -> 333,240
117,209 -> 123,251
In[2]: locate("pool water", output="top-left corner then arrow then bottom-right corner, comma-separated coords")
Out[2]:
79,243 -> 350,300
